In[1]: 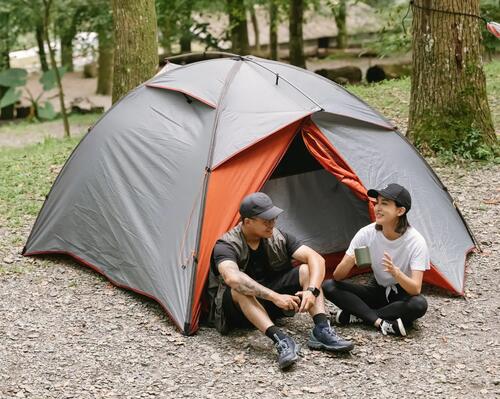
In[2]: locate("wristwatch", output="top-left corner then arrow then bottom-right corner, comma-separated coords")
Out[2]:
307,286 -> 320,297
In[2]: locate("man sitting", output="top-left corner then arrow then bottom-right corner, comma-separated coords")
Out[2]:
207,192 -> 353,369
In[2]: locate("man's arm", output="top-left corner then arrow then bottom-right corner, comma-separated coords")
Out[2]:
218,260 -> 300,311
291,245 -> 325,289
332,254 -> 356,281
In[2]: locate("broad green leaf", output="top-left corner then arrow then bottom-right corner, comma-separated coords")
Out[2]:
0,68 -> 28,88
37,101 -> 57,120
0,87 -> 22,108
40,67 -> 67,91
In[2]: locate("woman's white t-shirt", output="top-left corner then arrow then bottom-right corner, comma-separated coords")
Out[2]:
346,223 -> 430,288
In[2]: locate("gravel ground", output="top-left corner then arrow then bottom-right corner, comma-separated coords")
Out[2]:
1,160 -> 499,399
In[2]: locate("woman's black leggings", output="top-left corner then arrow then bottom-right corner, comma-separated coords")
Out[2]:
322,278 -> 428,326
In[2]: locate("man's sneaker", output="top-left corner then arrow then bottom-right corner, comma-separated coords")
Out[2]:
380,318 -> 407,337
274,335 -> 300,370
307,322 -> 354,352
334,309 -> 363,326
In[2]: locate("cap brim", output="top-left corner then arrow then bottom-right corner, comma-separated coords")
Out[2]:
257,206 -> 283,220
367,189 -> 381,199
367,188 -> 397,202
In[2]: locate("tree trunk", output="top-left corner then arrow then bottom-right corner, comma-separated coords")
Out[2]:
179,0 -> 193,53
333,0 -> 347,50
36,22 -> 49,72
289,0 -> 305,68
269,0 -> 278,60
111,0 -> 158,104
0,12 -> 14,120
42,0 -> 70,137
227,0 -> 250,55
159,22 -> 173,56
60,31 -> 74,72
408,0 -> 496,156
96,29 -> 113,95
250,5 -> 260,54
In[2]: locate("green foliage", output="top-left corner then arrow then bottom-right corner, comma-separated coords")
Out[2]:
0,88 -> 22,108
0,136 -> 80,229
414,123 -> 498,162
39,67 -> 67,91
36,102 -> 57,120
369,2 -> 412,57
0,68 -> 28,87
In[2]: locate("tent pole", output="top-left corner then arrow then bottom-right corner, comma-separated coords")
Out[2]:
183,60 -> 244,335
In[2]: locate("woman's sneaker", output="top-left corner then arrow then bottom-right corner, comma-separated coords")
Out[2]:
333,309 -> 363,326
380,318 -> 407,336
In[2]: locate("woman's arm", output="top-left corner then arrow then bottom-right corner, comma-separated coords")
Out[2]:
332,254 -> 356,281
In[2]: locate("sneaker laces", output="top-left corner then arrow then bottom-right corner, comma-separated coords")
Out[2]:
319,323 -> 339,339
275,337 -> 290,354
381,321 -> 396,335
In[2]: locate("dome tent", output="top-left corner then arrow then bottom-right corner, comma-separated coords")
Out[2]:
24,55 -> 476,335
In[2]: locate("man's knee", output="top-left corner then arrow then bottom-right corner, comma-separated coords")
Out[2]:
298,263 -> 309,286
408,295 -> 428,318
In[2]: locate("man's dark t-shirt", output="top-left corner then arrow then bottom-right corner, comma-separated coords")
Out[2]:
211,230 -> 302,284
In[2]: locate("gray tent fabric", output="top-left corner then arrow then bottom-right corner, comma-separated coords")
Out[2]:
263,170 -> 371,253
26,86 -> 214,327
312,112 -> 474,293
25,55 -> 476,333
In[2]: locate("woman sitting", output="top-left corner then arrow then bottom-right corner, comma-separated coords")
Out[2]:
322,183 -> 429,336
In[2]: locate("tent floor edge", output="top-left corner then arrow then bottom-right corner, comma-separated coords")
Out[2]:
22,249 -> 188,332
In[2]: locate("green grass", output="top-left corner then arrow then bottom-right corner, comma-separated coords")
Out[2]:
0,113 -> 101,136
0,136 -> 80,229
347,77 -> 411,125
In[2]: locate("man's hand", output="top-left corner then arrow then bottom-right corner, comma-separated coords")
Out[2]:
272,293 -> 301,312
295,290 -> 316,313
382,251 -> 400,278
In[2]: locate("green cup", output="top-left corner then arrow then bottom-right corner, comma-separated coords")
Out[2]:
354,246 -> 371,267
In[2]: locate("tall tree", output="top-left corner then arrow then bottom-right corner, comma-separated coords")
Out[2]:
331,0 -> 347,49
111,0 -> 158,103
408,0 -> 496,157
179,0 -> 194,52
289,0 -> 305,68
269,0 -> 279,60
80,0 -> 114,95
35,22 -> 49,71
57,1 -> 85,72
42,0 -> 70,136
227,0 -> 250,54
250,4 -> 261,54
0,10 -> 12,119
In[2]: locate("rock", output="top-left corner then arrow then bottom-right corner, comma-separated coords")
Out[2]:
315,66 -> 362,84
366,63 -> 412,83
83,62 -> 97,78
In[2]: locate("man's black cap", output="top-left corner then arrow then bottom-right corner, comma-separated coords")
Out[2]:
240,192 -> 283,220
367,183 -> 412,213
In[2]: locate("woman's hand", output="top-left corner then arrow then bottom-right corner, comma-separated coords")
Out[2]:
382,251 -> 401,278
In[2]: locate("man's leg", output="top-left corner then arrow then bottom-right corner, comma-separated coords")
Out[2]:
297,264 -> 354,352
228,289 -> 299,369
230,290 -> 274,333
